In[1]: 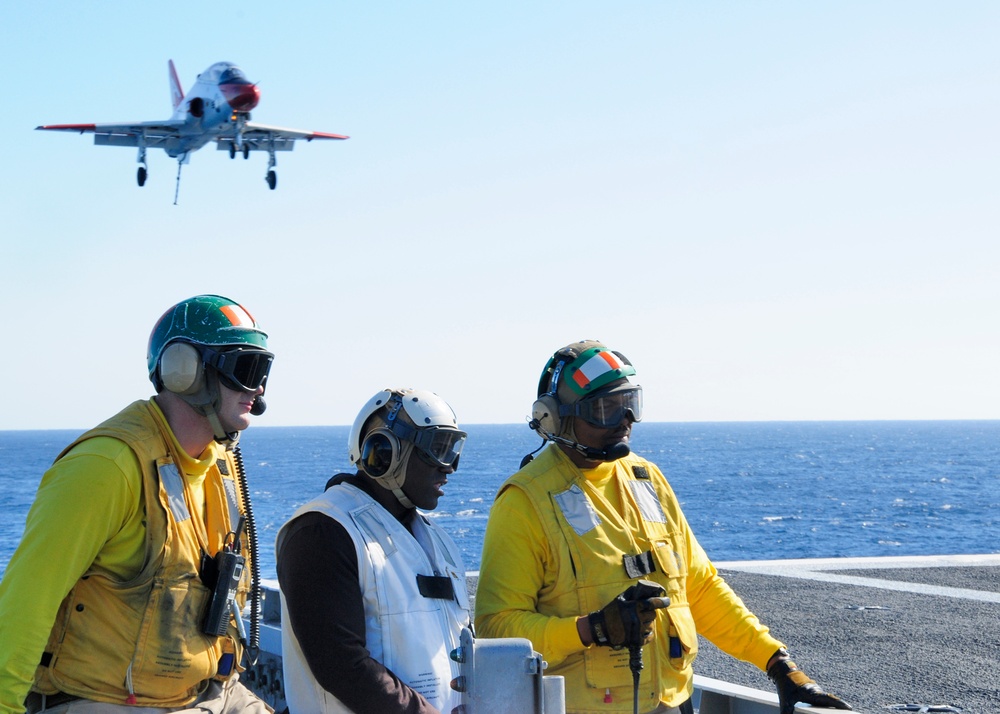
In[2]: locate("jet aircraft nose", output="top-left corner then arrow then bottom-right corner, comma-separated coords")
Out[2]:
221,82 -> 260,112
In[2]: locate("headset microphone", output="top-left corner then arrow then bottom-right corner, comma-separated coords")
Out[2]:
601,441 -> 632,461
250,396 -> 266,416
546,433 -> 630,462
577,439 -> 630,462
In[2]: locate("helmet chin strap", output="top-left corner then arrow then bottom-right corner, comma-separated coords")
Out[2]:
391,487 -> 415,509
375,441 -> 416,510
206,407 -> 239,447
178,371 -> 238,445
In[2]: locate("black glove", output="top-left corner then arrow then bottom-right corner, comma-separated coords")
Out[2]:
766,651 -> 852,714
587,579 -> 669,649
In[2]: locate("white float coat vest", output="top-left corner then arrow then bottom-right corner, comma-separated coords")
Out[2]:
277,482 -> 470,713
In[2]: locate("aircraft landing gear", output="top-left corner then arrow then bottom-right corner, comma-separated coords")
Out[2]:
229,142 -> 251,160
173,155 -> 187,206
136,140 -> 148,187
265,147 -> 277,190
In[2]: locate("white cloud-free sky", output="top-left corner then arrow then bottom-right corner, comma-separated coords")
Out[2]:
2,1 -> 997,429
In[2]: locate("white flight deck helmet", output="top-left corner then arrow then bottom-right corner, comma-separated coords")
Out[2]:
348,388 -> 466,509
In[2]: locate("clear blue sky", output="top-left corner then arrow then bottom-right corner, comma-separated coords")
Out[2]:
2,1 -> 997,429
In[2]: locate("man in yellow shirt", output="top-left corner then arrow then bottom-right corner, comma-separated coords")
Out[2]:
476,340 -> 852,714
0,295 -> 274,714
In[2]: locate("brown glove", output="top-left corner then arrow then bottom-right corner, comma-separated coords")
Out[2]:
587,580 -> 669,649
767,651 -> 853,714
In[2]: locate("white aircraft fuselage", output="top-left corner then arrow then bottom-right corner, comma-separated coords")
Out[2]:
37,60 -> 348,201
164,62 -> 260,158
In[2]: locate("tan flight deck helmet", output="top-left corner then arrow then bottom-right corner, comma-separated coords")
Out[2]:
348,388 -> 468,509
530,339 -> 643,444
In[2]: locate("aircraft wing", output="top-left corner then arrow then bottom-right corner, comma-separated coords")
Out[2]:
36,121 -> 185,148
243,122 -> 349,141
216,122 -> 349,153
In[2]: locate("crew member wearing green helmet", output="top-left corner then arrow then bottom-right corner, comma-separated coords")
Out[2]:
476,340 -> 852,714
0,295 -> 274,714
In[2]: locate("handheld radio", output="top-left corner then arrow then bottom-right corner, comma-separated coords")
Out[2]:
201,515 -> 247,637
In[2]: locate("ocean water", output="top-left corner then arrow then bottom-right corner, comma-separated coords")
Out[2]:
1,421 -> 998,581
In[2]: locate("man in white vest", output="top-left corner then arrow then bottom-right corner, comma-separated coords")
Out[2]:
277,388 -> 470,714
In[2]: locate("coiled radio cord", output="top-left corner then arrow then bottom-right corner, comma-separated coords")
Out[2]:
232,444 -> 261,666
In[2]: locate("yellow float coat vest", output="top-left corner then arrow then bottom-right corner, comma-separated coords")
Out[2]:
33,400 -> 248,707
502,446 -> 704,712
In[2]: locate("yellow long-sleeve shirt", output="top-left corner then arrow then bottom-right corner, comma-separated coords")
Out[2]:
476,445 -> 782,713
0,403 -> 215,714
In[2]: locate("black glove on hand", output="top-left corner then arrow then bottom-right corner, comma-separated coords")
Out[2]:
587,579 -> 669,649
766,652 -> 853,714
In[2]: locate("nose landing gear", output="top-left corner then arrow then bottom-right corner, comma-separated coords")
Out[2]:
229,141 -> 251,160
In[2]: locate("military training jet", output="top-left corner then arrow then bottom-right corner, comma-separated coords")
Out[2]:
37,60 -> 349,202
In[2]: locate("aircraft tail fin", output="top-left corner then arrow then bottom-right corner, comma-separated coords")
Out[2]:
168,60 -> 184,110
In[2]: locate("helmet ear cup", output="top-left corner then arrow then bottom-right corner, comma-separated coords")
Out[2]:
359,429 -> 401,479
531,395 -> 561,436
159,342 -> 204,395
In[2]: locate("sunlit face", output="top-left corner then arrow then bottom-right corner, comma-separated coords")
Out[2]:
400,450 -> 455,511
217,380 -> 263,434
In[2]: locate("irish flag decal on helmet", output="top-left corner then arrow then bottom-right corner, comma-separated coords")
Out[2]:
219,303 -> 257,328
570,348 -> 628,391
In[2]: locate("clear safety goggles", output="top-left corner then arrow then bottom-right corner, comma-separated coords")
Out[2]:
560,385 -> 643,428
205,346 -> 274,393
385,420 -> 466,470
410,426 -> 467,469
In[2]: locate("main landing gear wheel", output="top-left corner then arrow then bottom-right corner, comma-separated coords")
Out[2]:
243,144 -> 250,160
229,144 -> 236,160
137,165 -> 147,187
266,170 -> 277,190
